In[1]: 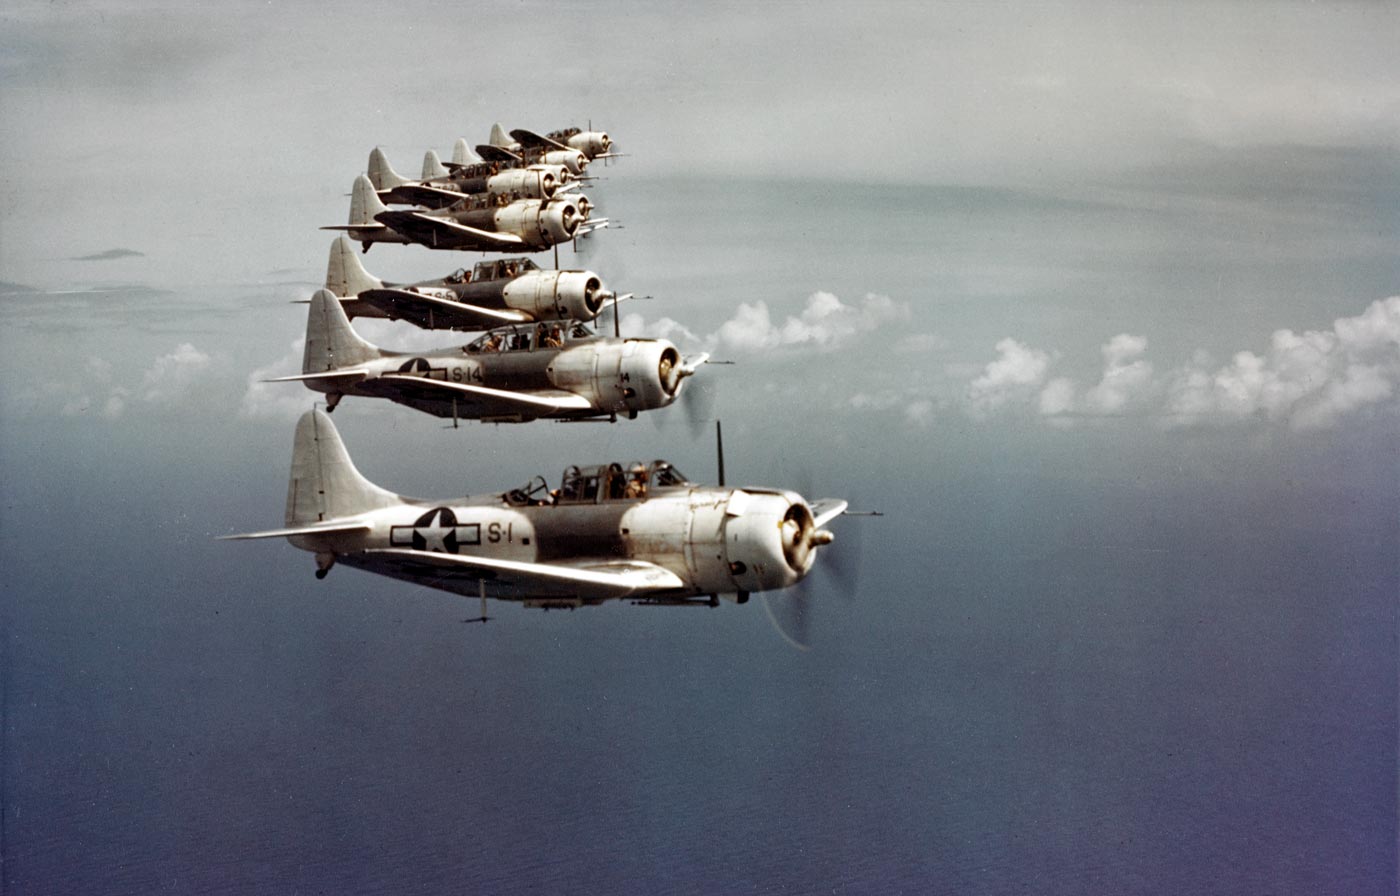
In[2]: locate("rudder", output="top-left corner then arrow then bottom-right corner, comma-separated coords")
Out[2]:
367,147 -> 411,190
285,409 -> 401,526
302,289 -> 381,373
452,138 -> 481,167
324,236 -> 383,296
348,174 -> 390,226
421,149 -> 449,180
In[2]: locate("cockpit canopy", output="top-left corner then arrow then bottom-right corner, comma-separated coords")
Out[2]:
444,257 -> 541,285
463,320 -> 593,354
503,461 -> 692,506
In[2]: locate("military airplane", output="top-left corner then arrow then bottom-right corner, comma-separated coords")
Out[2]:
321,236 -> 622,330
269,289 -> 704,423
222,409 -> 847,612
367,147 -> 576,209
323,175 -> 597,253
509,125 -> 616,162
473,123 -> 592,174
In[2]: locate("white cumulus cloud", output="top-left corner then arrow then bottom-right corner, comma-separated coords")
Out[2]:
240,338 -> 313,420
1165,297 -> 1400,429
967,338 -> 1053,412
628,291 -> 912,356
139,342 -> 212,404
969,296 -> 1400,431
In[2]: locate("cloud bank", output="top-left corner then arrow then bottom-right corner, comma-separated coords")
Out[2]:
51,342 -> 215,419
626,291 -> 910,356
72,248 -> 144,261
965,296 -> 1400,430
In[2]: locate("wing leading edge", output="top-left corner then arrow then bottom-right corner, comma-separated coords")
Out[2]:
361,548 -> 685,598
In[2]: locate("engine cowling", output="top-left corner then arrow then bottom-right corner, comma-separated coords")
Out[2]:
501,271 -> 606,321
568,131 -> 611,159
719,491 -> 823,593
498,198 -> 580,247
615,340 -> 684,414
488,165 -> 561,200
541,149 -> 588,175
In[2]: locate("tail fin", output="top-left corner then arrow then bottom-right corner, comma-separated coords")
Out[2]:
285,409 -> 402,526
488,123 -> 513,147
348,174 -> 390,226
421,149 -> 449,180
366,147 -> 411,190
303,289 -> 381,373
452,138 -> 481,166
324,237 -> 384,296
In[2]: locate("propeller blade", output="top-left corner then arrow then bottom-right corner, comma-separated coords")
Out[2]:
763,592 -> 813,651
682,375 -> 716,441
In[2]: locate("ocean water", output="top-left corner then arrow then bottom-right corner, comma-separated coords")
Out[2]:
2,175 -> 1396,893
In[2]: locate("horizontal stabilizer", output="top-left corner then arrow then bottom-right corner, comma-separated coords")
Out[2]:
320,224 -> 389,232
219,520 -> 371,541
263,368 -> 370,384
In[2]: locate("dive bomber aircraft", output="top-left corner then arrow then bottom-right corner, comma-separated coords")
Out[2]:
475,123 -> 615,167
323,175 -> 595,253
269,289 -> 705,423
472,123 -> 593,174
224,409 -> 847,610
321,236 -> 621,329
367,147 -> 576,209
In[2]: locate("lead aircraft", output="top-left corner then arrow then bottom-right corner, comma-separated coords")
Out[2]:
223,410 -> 847,611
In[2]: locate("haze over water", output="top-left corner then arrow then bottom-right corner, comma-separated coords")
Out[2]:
4,174 -> 1396,893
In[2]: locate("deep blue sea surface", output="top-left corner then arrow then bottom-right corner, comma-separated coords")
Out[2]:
3,177 -> 1396,893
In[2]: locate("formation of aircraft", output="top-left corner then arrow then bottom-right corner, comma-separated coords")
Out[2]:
321,236 -> 622,329
367,148 -> 578,209
323,175 -> 595,254
473,123 -> 598,173
235,124 -> 855,644
268,289 -> 705,423
225,410 -> 846,612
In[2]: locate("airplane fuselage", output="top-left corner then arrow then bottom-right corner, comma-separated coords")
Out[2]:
373,196 -> 581,251
290,485 -> 814,606
346,269 -> 605,326
382,165 -> 569,208
304,335 -> 684,421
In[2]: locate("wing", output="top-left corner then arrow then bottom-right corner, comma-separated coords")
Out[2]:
810,499 -> 848,528
358,548 -> 685,598
359,288 -> 529,329
364,374 -> 595,419
379,183 -> 469,209
218,520 -> 371,540
510,128 -> 572,152
474,144 -> 522,163
375,211 -> 525,251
